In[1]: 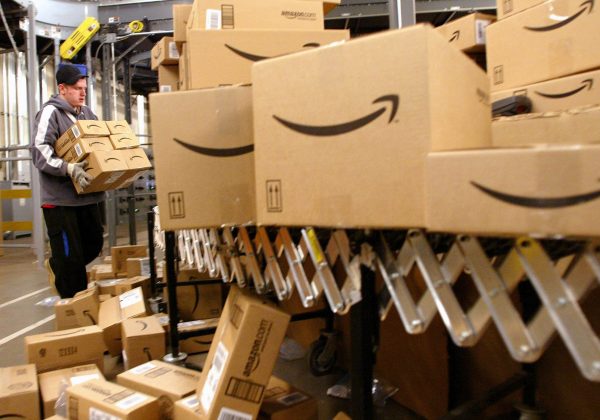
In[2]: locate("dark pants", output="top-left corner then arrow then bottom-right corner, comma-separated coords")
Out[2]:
43,204 -> 104,298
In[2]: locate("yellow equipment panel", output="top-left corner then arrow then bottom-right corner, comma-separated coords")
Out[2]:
60,17 -> 100,60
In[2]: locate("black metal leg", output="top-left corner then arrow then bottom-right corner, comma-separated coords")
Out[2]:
147,211 -> 157,298
164,230 -> 186,364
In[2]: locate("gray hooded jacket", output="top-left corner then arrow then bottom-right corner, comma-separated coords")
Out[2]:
30,94 -> 104,206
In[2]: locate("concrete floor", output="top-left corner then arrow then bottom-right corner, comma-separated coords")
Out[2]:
0,224 -> 417,419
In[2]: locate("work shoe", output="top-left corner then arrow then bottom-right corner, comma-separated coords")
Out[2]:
44,258 -> 57,294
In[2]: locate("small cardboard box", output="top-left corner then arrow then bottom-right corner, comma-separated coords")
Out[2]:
150,86 -> 255,230
93,264 -> 117,280
426,144 -> 600,237
0,364 -> 40,420
54,298 -> 79,330
117,360 -> 201,419
436,13 -> 495,52
74,150 -> 129,194
63,137 -> 114,163
71,286 -> 100,326
54,120 -> 111,157
121,316 -> 166,369
112,148 -> 153,190
187,29 -> 349,89
97,279 -> 126,296
252,24 -> 491,228
38,364 -> 104,418
127,257 -> 151,278
187,0 -> 323,31
496,0 -> 545,20
117,276 -> 151,299
159,64 -> 179,92
109,133 -> 140,149
195,287 -> 290,420
106,120 -> 133,134
151,36 -> 179,70
67,379 -> 159,420
24,326 -> 105,373
487,0 -> 600,91
174,395 -> 203,419
259,376 -> 318,420
173,4 -> 192,42
112,245 -> 148,274
492,105 -> 600,147
490,69 -> 600,113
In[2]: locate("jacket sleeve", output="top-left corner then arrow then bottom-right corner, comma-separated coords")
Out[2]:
30,105 -> 68,177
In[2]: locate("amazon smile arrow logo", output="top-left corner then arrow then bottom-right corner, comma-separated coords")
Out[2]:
449,31 -> 460,42
273,94 -> 399,136
173,138 -> 254,157
524,0 -> 594,32
225,42 -> 321,62
471,181 -> 600,208
535,78 -> 593,99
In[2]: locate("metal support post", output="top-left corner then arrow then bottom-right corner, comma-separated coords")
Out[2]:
147,211 -> 157,297
101,43 -> 117,247
122,57 -> 137,245
164,231 -> 187,364
388,0 -> 416,29
85,42 -> 93,109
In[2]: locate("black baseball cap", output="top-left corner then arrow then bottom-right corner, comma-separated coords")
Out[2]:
56,64 -> 87,85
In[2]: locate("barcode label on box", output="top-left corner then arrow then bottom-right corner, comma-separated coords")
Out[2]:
131,362 -> 156,375
217,407 -> 252,420
71,125 -> 81,139
182,395 -> 200,408
225,377 -> 264,403
70,373 -> 100,385
159,85 -> 172,92
74,143 -> 83,157
205,9 -> 221,29
200,341 -> 229,412
140,258 -> 150,276
89,407 -> 120,420
168,41 -> 180,59
475,20 -> 490,44
221,5 -> 234,29
115,393 -> 148,410
119,289 -> 142,308
277,391 -> 308,406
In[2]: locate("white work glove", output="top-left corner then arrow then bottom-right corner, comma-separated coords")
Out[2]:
67,161 -> 92,189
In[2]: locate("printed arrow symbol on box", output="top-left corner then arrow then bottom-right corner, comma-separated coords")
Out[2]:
449,31 -> 460,42
173,138 -> 254,157
273,94 -> 399,136
535,78 -> 593,98
0,415 -> 27,419
524,0 -> 594,32
471,181 -> 600,208
224,42 -> 322,62
136,320 -> 148,331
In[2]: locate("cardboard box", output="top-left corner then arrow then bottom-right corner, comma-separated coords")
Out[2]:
252,24 -> 491,228
259,376 -> 318,420
0,364 -> 40,420
112,245 -> 148,274
490,68 -> 600,113
112,147 -> 153,190
117,360 -> 201,419
487,0 -> 600,92
74,150 -> 129,194
97,276 -> 151,298
71,286 -> 100,326
127,257 -> 151,278
24,325 -> 105,373
109,133 -> 140,149
106,120 -> 134,134
151,36 -> 179,70
173,4 -> 192,42
436,13 -> 495,52
426,144 -> 600,237
159,64 -> 179,92
195,287 -> 290,419
170,268 -> 223,320
496,0 -> 545,20
67,379 -> 159,420
492,105 -> 600,147
172,318 -> 219,355
38,364 -> 104,418
54,120 -> 111,157
187,0 -> 323,31
121,316 -> 166,369
174,394 -> 203,419
150,86 -> 255,230
63,137 -> 114,163
55,298 -> 79,330
179,42 -> 189,90
187,29 -> 349,89
97,279 -> 126,296
93,263 -> 117,280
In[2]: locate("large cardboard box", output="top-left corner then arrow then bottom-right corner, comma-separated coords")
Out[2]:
173,4 -> 192,42
490,68 -> 600,113
496,0 -> 545,20
187,0 -> 323,31
112,147 -> 153,190
259,376 -> 318,420
38,364 -> 104,418
24,326 -> 105,373
150,86 -> 255,230
186,29 -> 349,89
0,364 -> 40,420
67,379 -> 159,420
487,0 -> 600,92
195,287 -> 290,420
436,13 -> 495,52
63,137 -> 114,163
151,36 -> 179,70
170,268 -> 223,321
253,24 -> 491,228
54,298 -> 79,330
54,120 -> 110,157
74,150 -> 129,194
426,144 -> 600,237
492,105 -> 600,147
121,316 -> 166,369
112,245 -> 148,275
117,360 -> 201,419
159,64 -> 179,92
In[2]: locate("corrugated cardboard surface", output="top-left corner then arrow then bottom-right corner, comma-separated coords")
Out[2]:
259,376 -> 318,420
111,245 -> 147,274
112,148 -> 153,190
495,0 -> 545,20
54,298 -> 79,330
159,64 -> 179,92
173,4 -> 192,42
0,364 -> 40,420
63,137 -> 114,163
487,0 -> 600,91
187,29 -> 349,89
252,24 -> 491,228
75,150 -> 128,194
436,12 -> 495,52
426,144 -> 600,237
55,120 -> 110,157
492,105 -> 600,147
150,86 -> 255,230
121,317 -> 166,369
106,120 -> 134,135
151,37 -> 179,70
490,69 -> 600,113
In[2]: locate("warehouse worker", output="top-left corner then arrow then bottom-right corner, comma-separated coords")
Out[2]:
30,64 -> 104,298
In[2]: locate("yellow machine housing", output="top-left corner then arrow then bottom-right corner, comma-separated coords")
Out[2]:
60,17 -> 100,60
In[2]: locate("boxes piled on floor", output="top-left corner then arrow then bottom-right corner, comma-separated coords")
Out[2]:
53,119 -> 152,194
